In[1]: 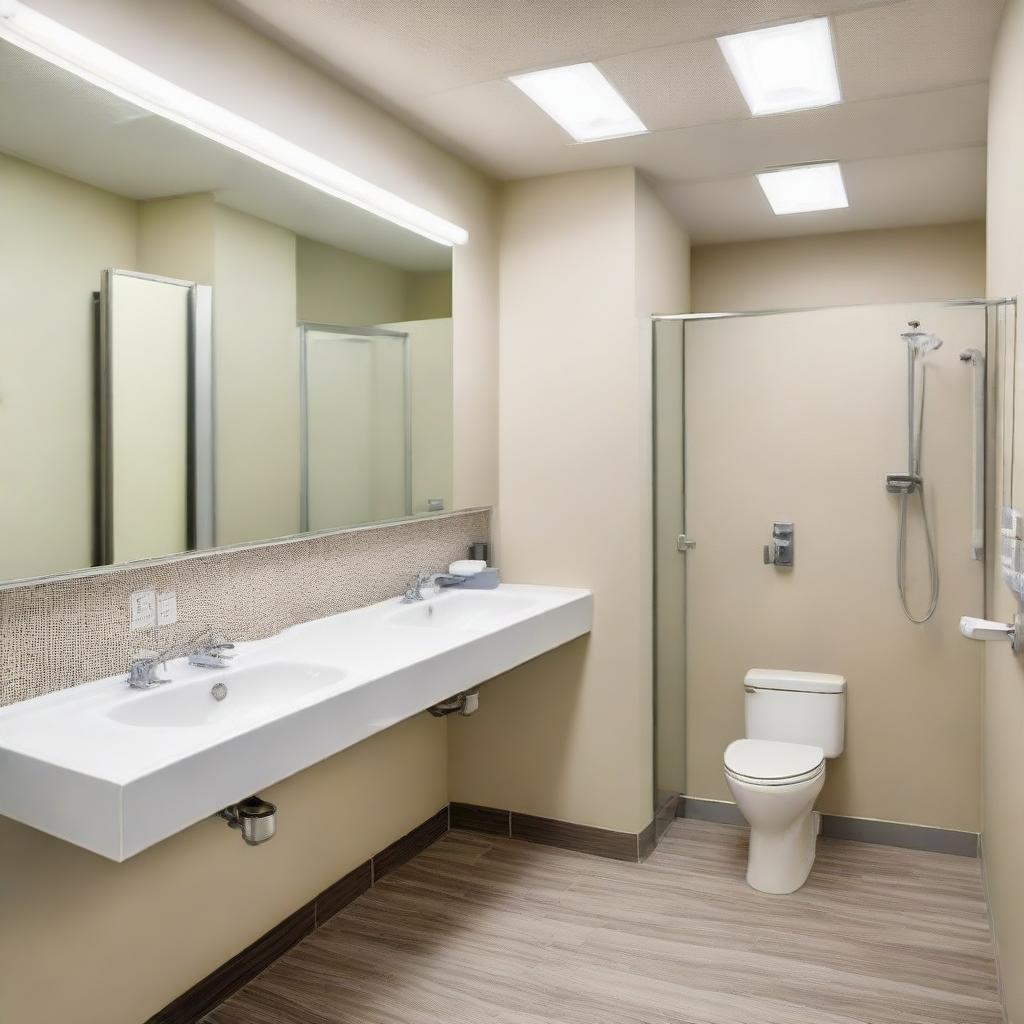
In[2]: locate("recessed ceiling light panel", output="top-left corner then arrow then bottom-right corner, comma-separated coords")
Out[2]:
756,163 -> 849,215
718,17 -> 841,116
508,62 -> 647,143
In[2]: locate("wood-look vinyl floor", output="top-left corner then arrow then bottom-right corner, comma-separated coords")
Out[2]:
204,819 -> 1002,1024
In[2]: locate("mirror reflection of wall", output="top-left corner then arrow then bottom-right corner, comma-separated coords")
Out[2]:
0,42 -> 454,585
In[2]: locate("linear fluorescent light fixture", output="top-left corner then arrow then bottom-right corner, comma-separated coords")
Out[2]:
756,162 -> 848,215
508,62 -> 647,142
0,0 -> 468,247
718,17 -> 841,116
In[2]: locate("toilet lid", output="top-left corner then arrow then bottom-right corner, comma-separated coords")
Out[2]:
724,739 -> 824,785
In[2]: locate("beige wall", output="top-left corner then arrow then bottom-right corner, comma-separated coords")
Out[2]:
0,155 -> 138,581
448,169 -> 688,834
1,4 -> 499,1022
692,222 -> 985,313
985,0 -> 1024,1017
682,303 -> 985,830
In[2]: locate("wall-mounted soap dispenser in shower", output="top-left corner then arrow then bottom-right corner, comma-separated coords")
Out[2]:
763,522 -> 794,567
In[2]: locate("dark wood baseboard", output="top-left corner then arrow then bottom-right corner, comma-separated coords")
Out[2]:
373,807 -> 449,881
450,800 -> 511,836
452,802 -> 650,863
146,807 -> 446,1024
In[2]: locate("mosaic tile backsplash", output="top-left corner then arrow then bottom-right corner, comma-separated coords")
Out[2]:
0,509 -> 490,707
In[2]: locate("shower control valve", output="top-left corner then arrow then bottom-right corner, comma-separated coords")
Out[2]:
763,521 -> 794,568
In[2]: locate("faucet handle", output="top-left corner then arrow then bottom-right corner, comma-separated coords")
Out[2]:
127,651 -> 170,688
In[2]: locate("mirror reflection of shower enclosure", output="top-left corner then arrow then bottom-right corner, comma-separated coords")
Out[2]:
300,324 -> 411,532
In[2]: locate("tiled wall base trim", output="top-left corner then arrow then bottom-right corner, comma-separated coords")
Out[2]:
146,807 -> 448,1024
679,796 -> 980,858
451,802 -> 651,862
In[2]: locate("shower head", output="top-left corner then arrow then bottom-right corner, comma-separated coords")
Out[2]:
900,321 -> 943,355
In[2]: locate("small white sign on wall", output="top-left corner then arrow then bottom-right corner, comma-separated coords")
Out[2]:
129,589 -> 156,631
156,590 -> 178,627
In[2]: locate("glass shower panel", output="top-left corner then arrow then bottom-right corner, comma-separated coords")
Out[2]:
302,327 -> 410,531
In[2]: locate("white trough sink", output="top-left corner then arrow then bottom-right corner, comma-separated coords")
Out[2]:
0,583 -> 592,860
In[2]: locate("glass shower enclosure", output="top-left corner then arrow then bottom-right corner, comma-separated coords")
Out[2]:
652,299 -> 1014,841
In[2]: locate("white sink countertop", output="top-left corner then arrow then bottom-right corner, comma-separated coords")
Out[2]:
0,584 -> 592,860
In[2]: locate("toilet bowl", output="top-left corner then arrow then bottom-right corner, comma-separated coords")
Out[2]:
724,738 -> 825,894
724,669 -> 846,895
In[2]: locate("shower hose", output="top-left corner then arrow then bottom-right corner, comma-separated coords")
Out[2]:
896,362 -> 939,623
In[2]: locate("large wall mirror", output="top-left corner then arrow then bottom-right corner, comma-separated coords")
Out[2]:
0,38 -> 456,586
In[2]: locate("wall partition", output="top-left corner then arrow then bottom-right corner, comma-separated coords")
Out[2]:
653,300 -> 1011,840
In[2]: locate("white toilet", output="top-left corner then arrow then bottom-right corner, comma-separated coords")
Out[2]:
724,668 -> 846,895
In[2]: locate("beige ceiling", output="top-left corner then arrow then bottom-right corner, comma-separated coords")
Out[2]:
215,0 -> 1003,243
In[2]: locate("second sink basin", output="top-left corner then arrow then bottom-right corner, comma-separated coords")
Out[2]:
106,661 -> 346,729
387,589 -> 540,630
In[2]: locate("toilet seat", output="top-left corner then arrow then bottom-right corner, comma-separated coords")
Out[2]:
724,739 -> 825,786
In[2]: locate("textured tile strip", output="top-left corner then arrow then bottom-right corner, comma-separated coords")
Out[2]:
0,510 -> 489,706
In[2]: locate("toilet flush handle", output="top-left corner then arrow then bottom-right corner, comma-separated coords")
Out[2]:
959,615 -> 1023,652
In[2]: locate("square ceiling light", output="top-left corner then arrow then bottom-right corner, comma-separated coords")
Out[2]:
718,17 -> 841,116
756,162 -> 848,215
508,62 -> 647,142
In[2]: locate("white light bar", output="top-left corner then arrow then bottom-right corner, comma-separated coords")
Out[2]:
0,0 -> 469,246
756,162 -> 848,215
718,17 -> 841,117
508,62 -> 647,143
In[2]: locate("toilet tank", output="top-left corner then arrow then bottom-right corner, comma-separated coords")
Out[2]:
744,669 -> 846,757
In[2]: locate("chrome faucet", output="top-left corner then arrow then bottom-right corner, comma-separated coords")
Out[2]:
126,629 -> 234,688
127,651 -> 171,690
401,571 -> 467,603
402,572 -> 433,603
188,633 -> 235,670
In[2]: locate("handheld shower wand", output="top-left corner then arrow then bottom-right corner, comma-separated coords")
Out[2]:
887,321 -> 942,624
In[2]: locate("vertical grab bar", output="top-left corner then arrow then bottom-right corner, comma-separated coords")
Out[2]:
961,348 -> 985,561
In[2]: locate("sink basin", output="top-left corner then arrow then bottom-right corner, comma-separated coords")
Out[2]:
387,589 -> 539,630
106,661 -> 345,728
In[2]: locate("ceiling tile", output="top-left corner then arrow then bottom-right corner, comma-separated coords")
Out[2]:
835,0 -> 1004,102
402,81 -> 986,183
597,38 -> 748,132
